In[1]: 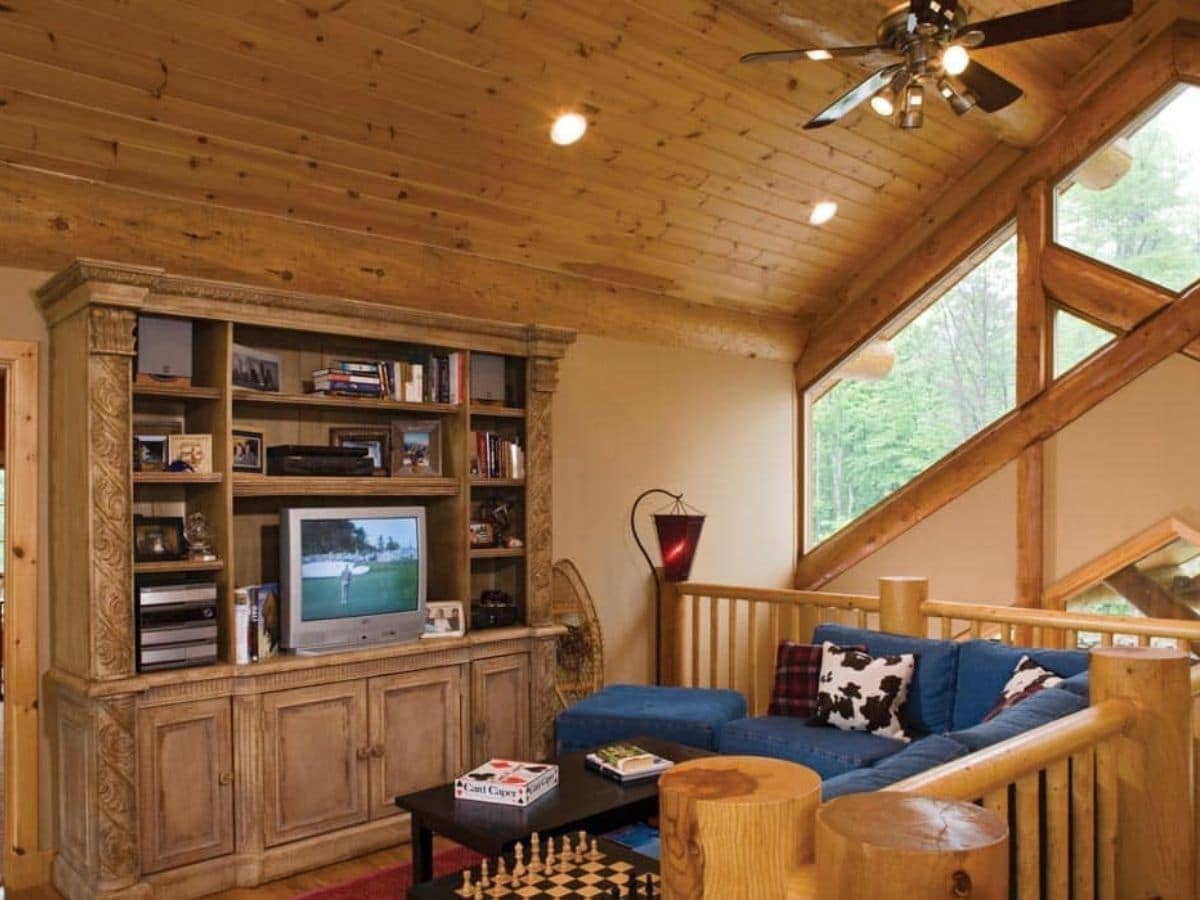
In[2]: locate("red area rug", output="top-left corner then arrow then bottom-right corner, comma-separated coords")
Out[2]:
294,846 -> 483,900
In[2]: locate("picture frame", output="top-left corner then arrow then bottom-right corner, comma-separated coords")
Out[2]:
133,413 -> 186,436
391,419 -> 442,476
168,434 -> 213,474
330,428 -> 391,476
468,521 -> 496,548
232,429 -> 265,474
232,343 -> 282,393
133,516 -> 186,562
133,435 -> 169,473
422,601 -> 466,639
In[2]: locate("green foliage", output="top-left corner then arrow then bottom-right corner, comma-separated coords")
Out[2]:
1053,310 -> 1114,378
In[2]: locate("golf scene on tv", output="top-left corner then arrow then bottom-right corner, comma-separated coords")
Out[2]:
299,516 -> 420,620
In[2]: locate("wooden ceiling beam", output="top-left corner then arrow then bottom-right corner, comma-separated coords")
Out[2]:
0,162 -> 806,360
796,274 -> 1200,589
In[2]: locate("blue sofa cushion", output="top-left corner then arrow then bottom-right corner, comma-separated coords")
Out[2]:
717,715 -> 906,779
952,640 -> 1089,730
949,687 -> 1088,752
554,684 -> 746,753
812,624 -> 959,735
1058,670 -> 1090,701
822,735 -> 971,800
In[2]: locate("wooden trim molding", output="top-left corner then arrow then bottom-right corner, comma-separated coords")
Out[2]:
0,338 -> 52,889
796,279 -> 1200,588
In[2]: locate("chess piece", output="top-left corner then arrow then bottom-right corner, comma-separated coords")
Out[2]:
458,870 -> 474,897
589,838 -> 602,860
513,842 -> 526,878
473,885 -> 483,900
495,857 -> 508,886
560,834 -> 572,860
545,835 -> 556,870
611,885 -> 622,899
480,859 -> 490,888
645,873 -> 655,896
530,832 -> 541,873
574,835 -> 585,865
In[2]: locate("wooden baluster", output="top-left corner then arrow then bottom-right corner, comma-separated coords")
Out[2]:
727,599 -> 738,691
970,621 -> 982,639
1136,633 -> 1149,648
1015,773 -> 1040,900
1071,748 -> 1095,900
982,786 -> 1009,830
791,605 -> 802,642
1096,740 -> 1118,900
1031,626 -> 1043,648
1064,628 -> 1077,650
935,617 -> 948,640
749,602 -> 759,715
709,598 -> 720,689
1045,759 -> 1069,900
1000,624 -> 1012,645
690,594 -> 701,688
855,608 -> 867,630
1100,632 -> 1113,648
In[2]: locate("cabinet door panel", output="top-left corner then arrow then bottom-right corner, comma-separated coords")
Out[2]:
261,681 -> 369,847
471,654 -> 530,765
138,698 -> 234,874
368,665 -> 465,819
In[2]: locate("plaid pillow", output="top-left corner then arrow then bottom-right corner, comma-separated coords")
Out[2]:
982,655 -> 1063,722
767,641 -> 863,718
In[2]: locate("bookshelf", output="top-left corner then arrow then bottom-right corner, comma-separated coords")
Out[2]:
39,260 -> 575,900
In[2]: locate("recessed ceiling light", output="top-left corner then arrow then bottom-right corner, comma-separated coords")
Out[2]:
810,201 -> 838,226
550,112 -> 588,146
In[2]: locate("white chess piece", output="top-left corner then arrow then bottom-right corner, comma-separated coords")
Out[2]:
495,857 -> 508,886
513,842 -> 526,878
458,869 -> 474,897
545,835 -> 556,870
480,859 -> 490,888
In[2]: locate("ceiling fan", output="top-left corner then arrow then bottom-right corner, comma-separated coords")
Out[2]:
741,0 -> 1134,130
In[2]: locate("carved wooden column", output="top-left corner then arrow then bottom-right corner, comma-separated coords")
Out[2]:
528,635 -> 557,760
94,693 -> 141,893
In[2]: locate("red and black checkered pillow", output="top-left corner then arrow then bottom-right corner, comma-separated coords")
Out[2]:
982,655 -> 1063,722
768,641 -> 863,718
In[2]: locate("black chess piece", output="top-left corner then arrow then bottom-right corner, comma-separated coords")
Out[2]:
644,872 -> 655,896
610,884 -> 621,899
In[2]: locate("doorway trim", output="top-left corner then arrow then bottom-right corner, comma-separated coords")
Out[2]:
0,339 -> 50,888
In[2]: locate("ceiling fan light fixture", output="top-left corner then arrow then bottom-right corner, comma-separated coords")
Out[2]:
870,88 -> 896,117
550,112 -> 588,146
938,78 -> 977,116
899,83 -> 925,129
809,201 -> 839,226
942,44 -> 971,76
805,49 -> 833,60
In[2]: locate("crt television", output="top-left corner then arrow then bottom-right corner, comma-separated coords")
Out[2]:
280,506 -> 427,653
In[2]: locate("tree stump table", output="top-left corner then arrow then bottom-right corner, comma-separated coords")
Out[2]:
815,792 -> 1008,899
658,755 -> 821,900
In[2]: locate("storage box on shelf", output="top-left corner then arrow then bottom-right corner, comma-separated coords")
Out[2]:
38,260 -> 574,900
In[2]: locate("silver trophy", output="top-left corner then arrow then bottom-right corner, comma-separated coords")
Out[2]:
184,511 -> 217,562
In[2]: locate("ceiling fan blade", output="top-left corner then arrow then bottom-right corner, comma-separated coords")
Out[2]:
803,64 -> 905,129
957,61 -> 1024,113
741,45 -> 892,65
971,0 -> 1133,49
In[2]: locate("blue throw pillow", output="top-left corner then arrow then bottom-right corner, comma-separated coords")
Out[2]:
949,687 -> 1087,753
822,735 -> 970,800
813,624 -> 959,735
952,640 -> 1088,730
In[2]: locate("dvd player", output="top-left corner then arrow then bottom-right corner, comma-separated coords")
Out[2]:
137,582 -> 219,672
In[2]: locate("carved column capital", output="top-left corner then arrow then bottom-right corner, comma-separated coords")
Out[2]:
529,356 -> 561,394
88,307 -> 137,356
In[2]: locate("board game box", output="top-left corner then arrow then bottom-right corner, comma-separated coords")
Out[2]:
454,759 -> 559,807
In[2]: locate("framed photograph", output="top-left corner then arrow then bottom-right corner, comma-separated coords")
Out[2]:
468,521 -> 495,548
232,343 -> 282,393
133,435 -> 169,472
133,516 -> 186,562
232,429 -> 265,474
422,601 -> 466,639
133,413 -> 186,436
168,434 -> 213,474
391,419 -> 442,476
330,428 -> 391,476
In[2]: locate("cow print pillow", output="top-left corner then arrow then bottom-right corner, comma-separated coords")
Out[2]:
811,642 -> 915,742
982,655 -> 1063,722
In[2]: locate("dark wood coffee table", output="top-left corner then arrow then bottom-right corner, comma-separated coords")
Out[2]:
395,736 -> 711,884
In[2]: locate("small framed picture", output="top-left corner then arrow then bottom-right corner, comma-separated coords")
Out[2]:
468,521 -> 495,548
422,601 -> 466,639
392,419 -> 442,476
232,429 -> 265,474
232,343 -> 282,393
133,413 -> 186,436
133,435 -> 169,473
133,516 -> 186,562
168,434 -> 213,474
330,428 -> 391,476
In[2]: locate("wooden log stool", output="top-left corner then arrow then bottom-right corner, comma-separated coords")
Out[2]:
658,755 -> 821,900
815,792 -> 1008,899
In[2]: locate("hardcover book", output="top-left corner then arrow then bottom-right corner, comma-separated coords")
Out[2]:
585,744 -> 674,782
453,759 -> 559,807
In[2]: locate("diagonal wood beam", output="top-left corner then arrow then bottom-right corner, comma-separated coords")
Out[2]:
795,276 -> 1200,589
1043,243 -> 1200,360
1103,565 -> 1200,622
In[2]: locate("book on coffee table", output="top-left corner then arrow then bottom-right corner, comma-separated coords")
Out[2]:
585,743 -> 674,783
453,759 -> 559,807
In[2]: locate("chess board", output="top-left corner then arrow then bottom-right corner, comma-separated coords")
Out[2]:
407,835 -> 660,899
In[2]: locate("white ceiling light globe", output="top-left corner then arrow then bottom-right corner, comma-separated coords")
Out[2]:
943,44 -> 970,76
870,93 -> 895,117
810,201 -> 838,226
550,112 -> 588,146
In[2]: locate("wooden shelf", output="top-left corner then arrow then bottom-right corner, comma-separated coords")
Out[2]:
470,405 -> 526,419
232,388 -> 458,416
471,478 -> 525,488
134,472 -> 224,485
133,383 -> 223,401
470,547 -> 527,560
134,558 -> 225,575
233,474 -> 459,497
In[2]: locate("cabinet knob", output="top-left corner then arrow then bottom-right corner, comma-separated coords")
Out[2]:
371,744 -> 385,758
356,747 -> 372,760
218,772 -> 234,786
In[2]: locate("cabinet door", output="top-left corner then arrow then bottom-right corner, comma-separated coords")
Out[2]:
138,698 -> 234,874
261,681 -> 369,847
367,665 -> 466,820
470,653 -> 530,765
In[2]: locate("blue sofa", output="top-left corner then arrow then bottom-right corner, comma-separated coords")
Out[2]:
718,623 -> 1091,797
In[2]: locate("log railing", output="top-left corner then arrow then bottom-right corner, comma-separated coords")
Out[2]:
660,577 -> 1200,899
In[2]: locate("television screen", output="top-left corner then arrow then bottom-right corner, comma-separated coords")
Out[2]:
298,515 -> 421,621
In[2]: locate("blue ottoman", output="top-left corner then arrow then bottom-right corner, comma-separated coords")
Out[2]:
555,684 -> 747,753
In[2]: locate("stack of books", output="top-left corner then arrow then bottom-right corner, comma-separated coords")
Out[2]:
234,582 -> 280,664
310,352 -> 463,403
453,759 -> 559,807
472,430 -> 525,479
585,744 -> 674,783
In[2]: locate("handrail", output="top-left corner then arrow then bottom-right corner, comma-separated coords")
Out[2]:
926,599 -> 1200,638
676,583 -> 880,611
885,698 -> 1137,801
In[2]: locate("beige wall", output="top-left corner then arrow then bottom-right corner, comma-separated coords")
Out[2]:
825,354 -> 1200,605
553,334 -> 797,686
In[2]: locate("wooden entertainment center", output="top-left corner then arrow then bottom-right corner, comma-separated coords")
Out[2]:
38,260 -> 575,900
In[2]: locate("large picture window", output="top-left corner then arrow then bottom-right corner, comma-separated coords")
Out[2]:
806,231 -> 1017,548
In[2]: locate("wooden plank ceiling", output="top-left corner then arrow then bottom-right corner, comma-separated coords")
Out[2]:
0,0 -> 1141,353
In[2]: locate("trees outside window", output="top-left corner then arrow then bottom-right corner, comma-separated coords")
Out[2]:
1053,309 -> 1114,378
